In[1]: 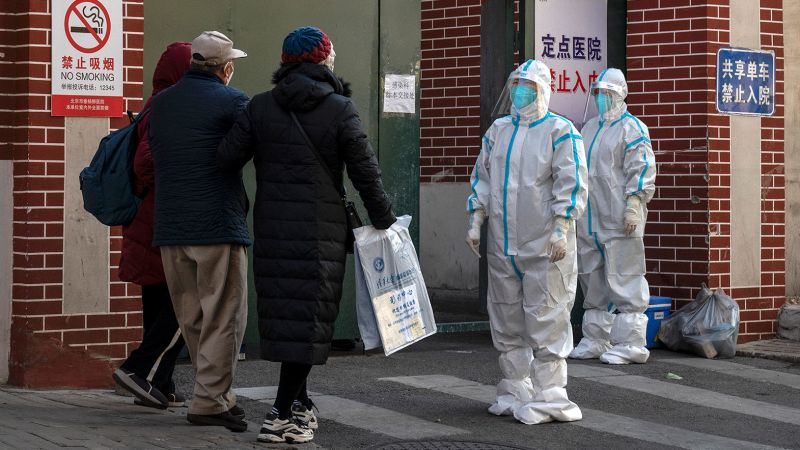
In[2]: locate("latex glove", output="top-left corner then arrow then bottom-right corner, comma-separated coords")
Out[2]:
466,209 -> 486,258
546,216 -> 570,263
624,195 -> 643,236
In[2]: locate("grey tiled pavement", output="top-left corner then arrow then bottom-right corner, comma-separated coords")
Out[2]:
0,387 -> 322,449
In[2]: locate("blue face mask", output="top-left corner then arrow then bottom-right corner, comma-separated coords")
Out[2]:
595,92 -> 612,115
510,85 -> 537,110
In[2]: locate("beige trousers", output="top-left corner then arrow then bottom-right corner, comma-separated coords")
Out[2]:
161,244 -> 248,415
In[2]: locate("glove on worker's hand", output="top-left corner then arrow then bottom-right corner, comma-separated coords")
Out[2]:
465,209 -> 486,258
546,216 -> 571,263
624,195 -> 643,236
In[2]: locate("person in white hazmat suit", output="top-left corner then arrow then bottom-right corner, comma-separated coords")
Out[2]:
466,59 -> 587,425
569,68 -> 657,365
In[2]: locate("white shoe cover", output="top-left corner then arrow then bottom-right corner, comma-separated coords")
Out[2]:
488,395 -> 516,416
489,378 -> 534,416
609,312 -> 648,347
601,313 -> 649,364
568,338 -> 611,359
513,387 -> 582,425
600,345 -> 649,364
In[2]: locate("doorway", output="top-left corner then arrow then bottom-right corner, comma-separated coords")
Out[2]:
143,0 -> 421,346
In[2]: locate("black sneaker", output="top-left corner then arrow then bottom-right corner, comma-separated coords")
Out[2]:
187,411 -> 247,432
112,368 -> 168,409
228,404 -> 245,420
134,391 -> 185,408
257,413 -> 313,443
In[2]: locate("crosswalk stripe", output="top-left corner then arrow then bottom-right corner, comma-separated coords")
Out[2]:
569,364 -> 800,426
659,358 -> 800,390
233,386 -> 467,439
380,375 -> 787,450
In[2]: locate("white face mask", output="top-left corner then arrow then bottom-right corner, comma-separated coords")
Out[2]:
323,44 -> 335,71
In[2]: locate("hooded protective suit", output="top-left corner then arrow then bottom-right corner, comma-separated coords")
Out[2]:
467,59 -> 586,425
571,68 -> 657,365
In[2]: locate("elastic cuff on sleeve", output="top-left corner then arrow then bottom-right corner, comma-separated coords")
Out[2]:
371,210 -> 397,230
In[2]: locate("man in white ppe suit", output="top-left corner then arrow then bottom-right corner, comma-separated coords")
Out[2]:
466,59 -> 587,425
569,68 -> 657,365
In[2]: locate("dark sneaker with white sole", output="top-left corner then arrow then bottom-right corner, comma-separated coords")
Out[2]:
292,400 -> 318,430
187,411 -> 247,432
112,368 -> 168,409
257,413 -> 313,443
134,392 -> 185,408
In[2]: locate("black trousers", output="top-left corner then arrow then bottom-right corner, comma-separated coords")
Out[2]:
121,283 -> 185,394
273,362 -> 313,419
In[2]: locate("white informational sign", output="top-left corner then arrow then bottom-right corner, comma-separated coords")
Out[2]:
383,74 -> 416,114
715,48 -> 775,116
51,0 -> 123,117
372,283 -> 428,352
535,0 -> 607,126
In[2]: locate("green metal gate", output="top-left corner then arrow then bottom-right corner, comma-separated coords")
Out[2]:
144,0 -> 421,345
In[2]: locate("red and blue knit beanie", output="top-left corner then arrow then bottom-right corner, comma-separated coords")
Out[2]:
281,26 -> 332,64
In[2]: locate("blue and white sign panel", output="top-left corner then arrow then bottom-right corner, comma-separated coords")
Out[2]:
716,48 -> 775,116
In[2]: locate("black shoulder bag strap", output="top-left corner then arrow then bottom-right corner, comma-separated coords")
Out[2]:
289,111 -> 363,250
289,111 -> 345,199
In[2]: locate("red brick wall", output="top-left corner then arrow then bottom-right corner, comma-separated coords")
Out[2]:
3,0 -> 145,388
626,0 -> 729,307
619,0 -> 784,342
420,0 -> 483,183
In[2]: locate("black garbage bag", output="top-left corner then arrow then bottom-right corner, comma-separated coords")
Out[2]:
658,285 -> 740,358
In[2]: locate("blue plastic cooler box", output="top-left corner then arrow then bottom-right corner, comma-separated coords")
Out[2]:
646,296 -> 672,349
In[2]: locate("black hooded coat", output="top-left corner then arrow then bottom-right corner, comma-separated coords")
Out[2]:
217,63 -> 395,365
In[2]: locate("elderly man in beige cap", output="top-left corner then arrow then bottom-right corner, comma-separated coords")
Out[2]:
148,30 -> 250,432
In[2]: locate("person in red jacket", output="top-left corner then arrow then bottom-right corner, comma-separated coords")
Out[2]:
113,42 -> 192,409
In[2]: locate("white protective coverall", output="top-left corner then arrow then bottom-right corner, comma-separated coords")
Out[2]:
570,68 -> 657,364
467,59 -> 587,425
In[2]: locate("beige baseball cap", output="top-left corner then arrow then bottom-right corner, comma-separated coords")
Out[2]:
191,31 -> 247,66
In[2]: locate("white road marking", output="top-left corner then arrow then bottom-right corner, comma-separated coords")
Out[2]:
568,363 -> 800,426
380,375 -> 788,450
233,386 -> 466,439
660,358 -> 800,390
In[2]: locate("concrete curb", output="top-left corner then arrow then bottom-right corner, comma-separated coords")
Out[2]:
736,339 -> 800,363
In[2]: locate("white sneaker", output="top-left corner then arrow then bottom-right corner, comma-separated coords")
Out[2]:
257,413 -> 314,443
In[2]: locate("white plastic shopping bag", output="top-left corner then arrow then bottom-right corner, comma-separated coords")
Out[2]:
354,215 -> 437,355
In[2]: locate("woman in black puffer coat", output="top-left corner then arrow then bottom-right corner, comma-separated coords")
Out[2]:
217,26 -> 395,443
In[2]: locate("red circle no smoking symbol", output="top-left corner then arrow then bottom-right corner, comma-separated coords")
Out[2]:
64,0 -> 111,53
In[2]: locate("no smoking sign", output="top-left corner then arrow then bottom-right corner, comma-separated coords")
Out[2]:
64,0 -> 111,53
51,0 -> 122,117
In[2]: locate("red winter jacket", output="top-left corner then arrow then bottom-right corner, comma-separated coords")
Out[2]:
118,42 -> 191,286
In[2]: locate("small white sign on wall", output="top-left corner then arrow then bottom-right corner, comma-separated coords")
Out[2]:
383,74 -> 416,114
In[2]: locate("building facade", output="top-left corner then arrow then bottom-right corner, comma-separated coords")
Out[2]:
419,0 -> 797,343
1,0 -> 797,387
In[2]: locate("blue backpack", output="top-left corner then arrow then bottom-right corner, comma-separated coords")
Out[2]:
80,109 -> 149,226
